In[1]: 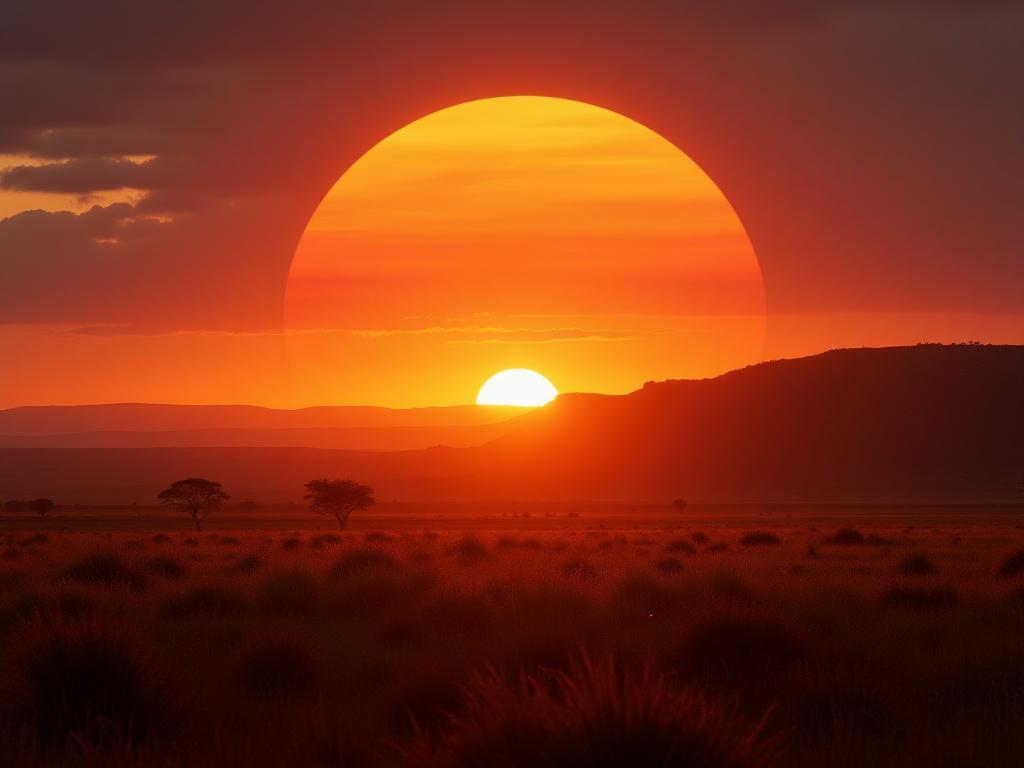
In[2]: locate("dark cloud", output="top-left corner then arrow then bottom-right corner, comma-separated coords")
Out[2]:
0,0 -> 1021,331
0,156 -> 154,193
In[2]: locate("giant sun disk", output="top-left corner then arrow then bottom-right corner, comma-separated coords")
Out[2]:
284,96 -> 766,407
477,369 -> 558,407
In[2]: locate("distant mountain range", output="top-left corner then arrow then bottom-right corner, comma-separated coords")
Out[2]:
2,345 -> 1022,504
0,403 -> 524,451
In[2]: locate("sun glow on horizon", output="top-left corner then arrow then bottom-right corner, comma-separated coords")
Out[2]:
476,368 -> 558,407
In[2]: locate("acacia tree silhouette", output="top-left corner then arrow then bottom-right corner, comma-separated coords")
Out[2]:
29,498 -> 54,516
158,478 -> 229,532
304,479 -> 375,530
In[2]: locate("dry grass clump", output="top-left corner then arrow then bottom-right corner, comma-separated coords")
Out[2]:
141,555 -> 186,580
257,568 -> 319,615
405,656 -> 776,768
739,531 -> 781,546
562,558 -> 598,580
665,538 -> 698,555
365,531 -> 394,543
162,584 -> 246,618
20,533 -> 49,546
898,552 -> 936,576
881,585 -> 957,611
330,547 -> 402,579
706,542 -> 730,554
995,549 -> 1024,578
692,532 -> 710,545
235,637 -> 319,699
656,557 -> 686,575
494,535 -> 521,551
6,615 -> 182,753
60,551 -> 145,590
447,534 -> 489,564
280,536 -> 302,551
151,533 -> 172,544
233,553 -> 264,574
310,533 -> 342,549
674,614 -> 805,689
823,527 -> 865,545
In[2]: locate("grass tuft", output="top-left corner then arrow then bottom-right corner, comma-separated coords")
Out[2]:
824,528 -> 865,545
7,615 -> 182,752
898,552 -> 936,576
404,655 -> 777,768
60,551 -> 144,590
995,549 -> 1024,578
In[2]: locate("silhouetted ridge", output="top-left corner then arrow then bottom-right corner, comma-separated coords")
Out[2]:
1,345 -> 1021,503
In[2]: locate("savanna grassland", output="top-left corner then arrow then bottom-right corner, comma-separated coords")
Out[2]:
2,506 -> 1024,767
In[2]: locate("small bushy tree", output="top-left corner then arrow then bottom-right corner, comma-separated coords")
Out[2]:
29,498 -> 55,516
158,478 -> 229,532
304,479 -> 374,531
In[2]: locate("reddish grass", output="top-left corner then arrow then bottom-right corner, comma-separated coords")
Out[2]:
405,656 -> 777,768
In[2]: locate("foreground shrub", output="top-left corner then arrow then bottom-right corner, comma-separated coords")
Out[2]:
898,552 -> 936,576
60,551 -> 144,589
7,616 -> 181,752
404,655 -> 776,768
881,585 -> 957,611
674,614 -> 804,689
739,531 -> 781,547
236,637 -> 319,699
823,528 -> 865,545
995,549 -> 1024,578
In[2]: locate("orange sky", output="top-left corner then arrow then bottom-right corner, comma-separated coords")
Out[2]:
283,97 -> 765,406
2,91 -> 1022,409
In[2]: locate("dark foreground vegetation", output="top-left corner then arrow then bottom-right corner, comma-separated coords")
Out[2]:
1,517 -> 1023,767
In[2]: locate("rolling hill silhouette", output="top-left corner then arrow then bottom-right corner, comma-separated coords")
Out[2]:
2,345 -> 1021,504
